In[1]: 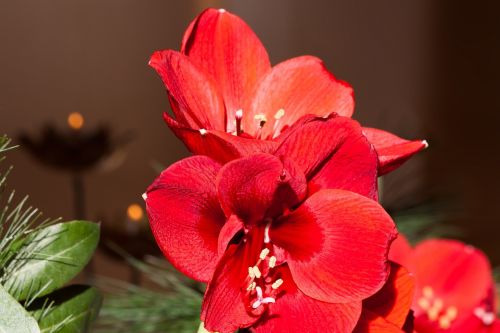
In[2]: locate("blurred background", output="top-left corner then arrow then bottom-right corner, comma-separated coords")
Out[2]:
0,0 -> 499,277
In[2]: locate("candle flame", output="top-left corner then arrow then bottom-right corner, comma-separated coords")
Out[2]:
68,112 -> 84,130
127,203 -> 144,222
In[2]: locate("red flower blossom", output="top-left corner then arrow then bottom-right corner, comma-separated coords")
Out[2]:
390,236 -> 500,333
149,8 -> 427,176
144,151 -> 397,333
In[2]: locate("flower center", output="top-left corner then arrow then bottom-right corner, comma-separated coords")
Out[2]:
244,245 -> 283,312
417,286 -> 458,329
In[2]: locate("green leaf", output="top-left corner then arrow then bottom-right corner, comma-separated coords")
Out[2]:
0,284 -> 40,333
30,285 -> 102,333
2,221 -> 100,300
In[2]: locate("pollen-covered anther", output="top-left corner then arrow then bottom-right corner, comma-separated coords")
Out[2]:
268,256 -> 277,268
252,266 -> 262,279
274,108 -> 285,120
254,114 -> 267,128
246,281 -> 257,291
272,278 -> 283,290
248,266 -> 255,279
259,248 -> 270,260
199,128 -> 207,136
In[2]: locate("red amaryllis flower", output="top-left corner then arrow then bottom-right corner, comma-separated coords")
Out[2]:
390,236 -> 500,333
144,152 -> 397,333
149,8 -> 427,175
354,262 -> 415,333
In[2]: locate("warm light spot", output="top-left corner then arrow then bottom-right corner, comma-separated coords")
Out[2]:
67,112 -> 84,130
127,203 -> 144,222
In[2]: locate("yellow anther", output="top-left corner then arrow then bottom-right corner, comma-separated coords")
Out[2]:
259,248 -> 270,260
272,278 -> 284,290
252,266 -> 262,279
248,267 -> 255,279
422,286 -> 434,299
246,282 -> 256,291
268,256 -> 277,268
433,298 -> 444,312
254,114 -> 267,127
418,297 -> 431,311
439,317 -> 451,329
446,306 -> 458,321
274,108 -> 285,120
428,307 -> 440,321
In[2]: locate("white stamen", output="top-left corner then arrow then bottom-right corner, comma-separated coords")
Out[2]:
252,266 -> 262,279
199,128 -> 207,135
261,297 -> 276,304
218,8 -> 226,13
256,286 -> 263,299
272,278 -> 283,289
482,312 -> 495,325
268,256 -> 277,268
274,108 -> 285,120
259,248 -> 270,260
142,192 -> 148,201
422,140 -> 429,148
235,109 -> 243,119
252,300 -> 262,309
248,267 -> 255,279
264,220 -> 271,243
254,113 -> 267,128
474,307 -> 486,318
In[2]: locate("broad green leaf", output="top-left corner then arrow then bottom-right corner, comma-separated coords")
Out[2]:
2,221 -> 99,300
0,284 -> 40,333
30,285 -> 102,333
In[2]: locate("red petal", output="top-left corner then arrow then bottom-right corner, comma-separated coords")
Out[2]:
201,229 -> 266,333
253,266 -> 362,333
362,127 -> 427,175
145,156 -> 224,282
363,263 -> 415,328
164,114 -> 278,163
149,50 -> 225,130
275,115 -> 378,200
218,214 -> 244,256
353,310 -> 407,333
248,56 -> 354,139
389,234 -> 414,270
412,240 -> 493,315
181,8 -> 271,132
216,153 -> 307,225
270,189 -> 397,303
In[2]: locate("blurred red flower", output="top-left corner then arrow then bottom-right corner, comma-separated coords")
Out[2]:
149,8 -> 426,176
390,236 -> 500,333
144,151 -> 397,333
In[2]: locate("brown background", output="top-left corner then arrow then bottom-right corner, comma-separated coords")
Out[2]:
1,1 -> 499,262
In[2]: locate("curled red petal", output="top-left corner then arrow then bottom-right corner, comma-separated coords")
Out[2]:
149,50 -> 225,130
145,156 -> 224,282
164,114 -> 278,164
253,266 -> 362,333
218,214 -> 244,256
275,114 -> 378,200
362,263 -> 415,329
248,56 -> 354,139
270,189 -> 397,303
362,127 -> 427,175
216,153 -> 307,225
181,8 -> 271,132
389,234 -> 414,270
